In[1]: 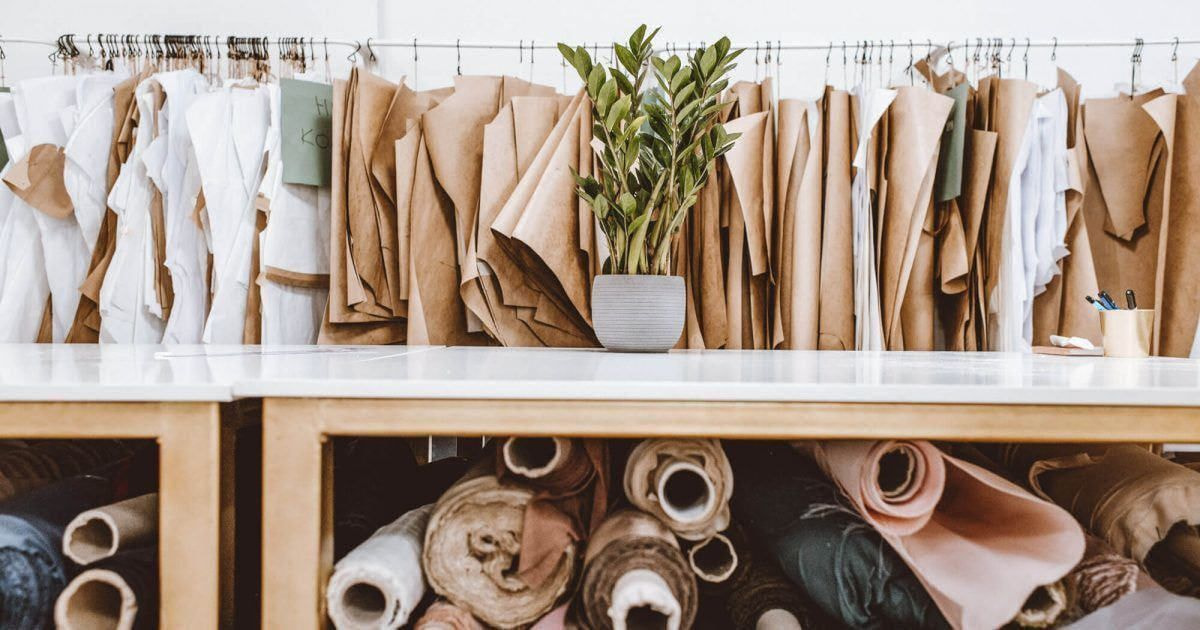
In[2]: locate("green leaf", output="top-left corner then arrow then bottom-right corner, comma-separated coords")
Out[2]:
614,44 -> 640,75
670,66 -> 692,93
587,65 -> 606,98
569,46 -> 593,83
672,82 -> 696,106
610,68 -> 634,96
700,45 -> 718,76
593,195 -> 610,219
618,191 -> 638,216
606,94 -> 631,130
596,79 -> 617,116
665,56 -> 681,79
630,24 -> 647,50
557,43 -> 576,67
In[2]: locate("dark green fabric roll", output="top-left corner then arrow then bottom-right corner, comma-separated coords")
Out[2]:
726,441 -> 949,630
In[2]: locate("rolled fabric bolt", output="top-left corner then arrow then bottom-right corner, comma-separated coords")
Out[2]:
1012,581 -> 1068,628
754,609 -> 803,630
0,476 -> 113,629
1059,536 -> 1141,623
623,438 -> 732,541
327,504 -> 433,629
726,441 -> 950,629
62,493 -> 158,565
579,509 -> 697,630
688,532 -> 739,584
801,439 -> 1085,630
497,437 -> 608,586
0,440 -> 130,501
719,523 -> 829,630
423,472 -> 577,628
413,600 -> 485,630
54,546 -> 157,630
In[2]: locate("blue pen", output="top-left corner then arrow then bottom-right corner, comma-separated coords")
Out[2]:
1085,296 -> 1106,311
1099,291 -> 1119,310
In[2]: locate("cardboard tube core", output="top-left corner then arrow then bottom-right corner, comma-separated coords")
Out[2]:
878,445 -> 921,501
656,461 -> 715,524
55,569 -> 136,630
687,533 -> 738,583
504,438 -> 570,478
66,516 -> 117,565
608,569 -> 681,630
340,582 -> 390,626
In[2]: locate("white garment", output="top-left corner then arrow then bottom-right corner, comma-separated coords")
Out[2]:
98,80 -> 166,343
65,73 -> 126,254
851,86 -> 896,351
258,82 -> 330,345
188,82 -> 270,343
12,75 -> 85,341
990,91 -> 1071,352
0,88 -> 52,342
153,70 -> 210,343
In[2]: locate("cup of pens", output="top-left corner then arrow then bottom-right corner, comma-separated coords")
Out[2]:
1089,290 -> 1154,358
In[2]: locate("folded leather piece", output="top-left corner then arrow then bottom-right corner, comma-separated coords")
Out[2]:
423,471 -> 577,628
413,600 -> 485,630
54,546 -> 157,630
726,440 -> 949,629
801,439 -> 1084,630
62,492 -> 157,566
327,504 -> 432,629
577,509 -> 697,630
0,476 -> 113,629
1021,444 -> 1200,563
497,437 -> 608,587
623,438 -> 732,541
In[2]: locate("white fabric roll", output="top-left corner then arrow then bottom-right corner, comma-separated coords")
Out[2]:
326,504 -> 433,629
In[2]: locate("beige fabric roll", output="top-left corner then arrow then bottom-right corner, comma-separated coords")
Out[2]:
422,474 -> 577,628
62,493 -> 157,566
327,504 -> 433,629
54,568 -> 139,630
623,438 -> 733,541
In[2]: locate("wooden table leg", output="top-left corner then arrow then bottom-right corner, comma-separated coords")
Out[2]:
158,402 -> 225,630
262,398 -> 330,629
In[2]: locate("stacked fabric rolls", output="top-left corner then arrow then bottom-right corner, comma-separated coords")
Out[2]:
0,439 -> 156,629
325,436 -> 1197,629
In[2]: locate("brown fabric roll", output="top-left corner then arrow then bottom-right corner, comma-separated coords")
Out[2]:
578,509 -> 697,630
497,438 -> 609,587
722,532 -> 828,630
623,438 -> 733,541
423,473 -> 578,628
413,600 -> 485,630
1020,444 -> 1200,562
0,440 -> 131,502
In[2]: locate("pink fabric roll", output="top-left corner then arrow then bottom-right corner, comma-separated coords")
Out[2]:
802,440 -> 1085,630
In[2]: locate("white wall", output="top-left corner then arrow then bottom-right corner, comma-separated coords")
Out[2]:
3,0 -> 1200,97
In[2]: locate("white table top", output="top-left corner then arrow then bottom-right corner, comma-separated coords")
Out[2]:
233,346 -> 1200,407
0,344 -> 431,402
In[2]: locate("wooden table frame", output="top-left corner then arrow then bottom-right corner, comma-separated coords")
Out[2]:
261,396 -> 1200,629
0,400 -> 248,630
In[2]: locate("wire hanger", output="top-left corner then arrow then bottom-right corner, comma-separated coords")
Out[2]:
456,38 -> 462,76
1130,37 -> 1144,98
1023,38 -> 1031,80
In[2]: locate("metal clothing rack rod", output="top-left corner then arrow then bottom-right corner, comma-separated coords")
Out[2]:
0,35 -> 361,49
1,35 -> 1198,53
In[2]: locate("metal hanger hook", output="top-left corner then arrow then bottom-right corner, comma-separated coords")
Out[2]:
456,38 -> 462,75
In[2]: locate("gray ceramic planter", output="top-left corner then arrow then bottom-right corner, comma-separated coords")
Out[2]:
591,274 -> 685,352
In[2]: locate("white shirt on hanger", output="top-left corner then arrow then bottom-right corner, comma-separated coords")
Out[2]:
12,75 -> 86,341
851,85 -> 896,352
0,91 -> 50,342
99,79 -> 166,343
153,69 -> 210,343
65,72 -> 126,255
188,80 -> 270,344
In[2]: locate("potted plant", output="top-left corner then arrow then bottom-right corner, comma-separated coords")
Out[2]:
559,26 -> 742,352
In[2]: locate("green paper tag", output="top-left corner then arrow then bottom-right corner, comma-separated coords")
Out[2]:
280,79 -> 333,187
936,82 -> 968,203
0,87 -> 9,172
